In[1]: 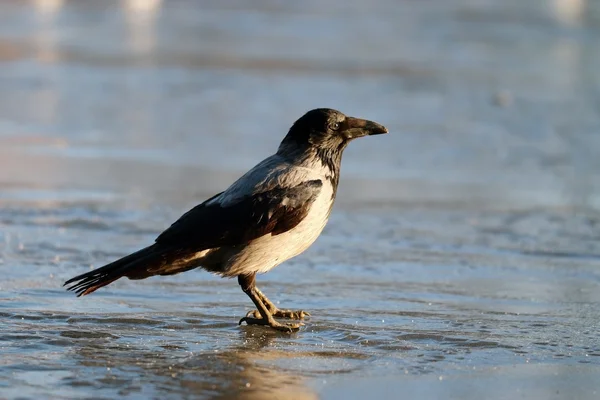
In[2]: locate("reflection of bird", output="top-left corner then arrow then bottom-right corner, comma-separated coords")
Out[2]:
65,108 -> 387,331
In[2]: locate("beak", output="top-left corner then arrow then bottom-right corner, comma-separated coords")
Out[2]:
343,116 -> 388,139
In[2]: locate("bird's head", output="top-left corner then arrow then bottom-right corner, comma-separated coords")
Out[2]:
279,109 -> 388,156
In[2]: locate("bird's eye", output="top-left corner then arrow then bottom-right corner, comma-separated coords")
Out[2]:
330,122 -> 340,131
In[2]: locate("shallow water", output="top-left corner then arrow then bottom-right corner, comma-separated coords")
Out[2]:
1,0 -> 600,399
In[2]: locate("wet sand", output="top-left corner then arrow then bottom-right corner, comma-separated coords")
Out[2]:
1,1 -> 599,399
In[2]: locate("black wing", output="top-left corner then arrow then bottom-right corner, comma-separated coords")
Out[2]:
155,179 -> 323,249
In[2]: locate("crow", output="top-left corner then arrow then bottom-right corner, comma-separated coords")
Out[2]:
65,108 -> 387,331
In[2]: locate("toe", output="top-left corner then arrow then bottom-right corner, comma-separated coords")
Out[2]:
239,316 -> 303,332
294,310 -> 310,319
273,309 -> 311,320
245,310 -> 262,319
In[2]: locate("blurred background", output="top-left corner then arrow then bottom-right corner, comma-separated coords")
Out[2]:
0,1 -> 599,399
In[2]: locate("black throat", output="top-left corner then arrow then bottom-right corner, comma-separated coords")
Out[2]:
314,145 -> 343,190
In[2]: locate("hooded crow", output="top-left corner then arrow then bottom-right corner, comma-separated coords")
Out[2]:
64,108 -> 388,331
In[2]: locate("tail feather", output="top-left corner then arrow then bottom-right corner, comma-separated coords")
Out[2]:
64,245 -> 161,296
69,277 -> 120,297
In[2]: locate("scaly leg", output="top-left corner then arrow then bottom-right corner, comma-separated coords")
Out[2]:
237,273 -> 304,332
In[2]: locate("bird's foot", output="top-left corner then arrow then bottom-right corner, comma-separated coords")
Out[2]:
238,316 -> 303,332
245,308 -> 310,320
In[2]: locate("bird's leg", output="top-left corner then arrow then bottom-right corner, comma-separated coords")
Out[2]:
248,287 -> 310,320
237,273 -> 303,332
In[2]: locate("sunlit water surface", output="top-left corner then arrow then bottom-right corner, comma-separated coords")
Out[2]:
1,1 -> 599,399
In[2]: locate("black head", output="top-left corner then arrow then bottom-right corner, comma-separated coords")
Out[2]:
278,108 -> 388,154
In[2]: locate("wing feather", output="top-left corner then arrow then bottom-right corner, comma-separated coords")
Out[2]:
155,180 -> 323,249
